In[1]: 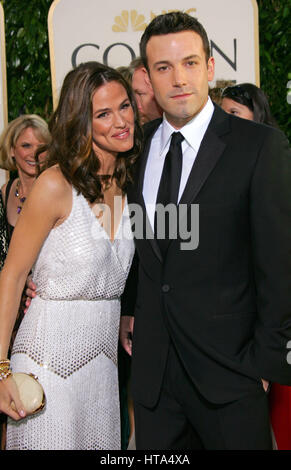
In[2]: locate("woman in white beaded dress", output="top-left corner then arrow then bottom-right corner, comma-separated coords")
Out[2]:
0,62 -> 142,450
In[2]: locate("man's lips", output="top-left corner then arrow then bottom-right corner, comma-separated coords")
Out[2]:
171,93 -> 193,99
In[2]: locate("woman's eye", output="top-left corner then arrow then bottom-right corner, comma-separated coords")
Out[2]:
121,102 -> 131,110
97,112 -> 108,119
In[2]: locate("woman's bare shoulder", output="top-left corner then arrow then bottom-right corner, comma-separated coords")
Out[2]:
23,166 -> 72,226
33,165 -> 71,199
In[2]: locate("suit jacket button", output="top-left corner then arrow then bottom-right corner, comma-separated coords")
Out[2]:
162,284 -> 170,293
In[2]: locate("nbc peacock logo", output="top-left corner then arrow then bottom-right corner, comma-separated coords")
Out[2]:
112,10 -> 147,32
112,9 -> 197,32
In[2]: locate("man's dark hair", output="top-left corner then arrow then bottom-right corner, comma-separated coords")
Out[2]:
140,12 -> 210,70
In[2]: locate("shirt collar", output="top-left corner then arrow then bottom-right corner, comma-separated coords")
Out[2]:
160,97 -> 214,155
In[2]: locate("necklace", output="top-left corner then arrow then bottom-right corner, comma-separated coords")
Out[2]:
15,180 -> 26,214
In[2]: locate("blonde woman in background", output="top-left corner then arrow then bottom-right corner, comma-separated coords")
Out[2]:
0,115 -> 51,243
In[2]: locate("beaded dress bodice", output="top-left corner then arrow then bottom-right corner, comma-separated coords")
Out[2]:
32,187 -> 134,301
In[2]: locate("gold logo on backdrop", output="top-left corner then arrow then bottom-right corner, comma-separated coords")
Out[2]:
112,9 -> 196,32
112,10 -> 147,32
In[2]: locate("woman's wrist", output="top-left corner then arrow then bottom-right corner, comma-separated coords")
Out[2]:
0,359 -> 12,381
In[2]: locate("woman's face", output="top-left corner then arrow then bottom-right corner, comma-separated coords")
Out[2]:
12,127 -> 46,177
221,97 -> 254,121
92,81 -> 135,159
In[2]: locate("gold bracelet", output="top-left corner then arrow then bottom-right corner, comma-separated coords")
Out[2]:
0,360 -> 11,376
0,369 -> 12,381
0,363 -> 10,370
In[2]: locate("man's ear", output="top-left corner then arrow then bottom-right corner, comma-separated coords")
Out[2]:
142,67 -> 153,91
207,57 -> 215,82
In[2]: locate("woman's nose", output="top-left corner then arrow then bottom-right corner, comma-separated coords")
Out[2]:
114,113 -> 126,127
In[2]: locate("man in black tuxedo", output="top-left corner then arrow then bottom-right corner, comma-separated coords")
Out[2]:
120,12 -> 291,449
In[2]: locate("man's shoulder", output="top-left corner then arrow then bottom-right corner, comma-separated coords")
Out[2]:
213,104 -> 286,145
142,118 -> 162,140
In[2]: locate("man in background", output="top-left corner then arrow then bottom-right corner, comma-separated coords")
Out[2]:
129,57 -> 162,124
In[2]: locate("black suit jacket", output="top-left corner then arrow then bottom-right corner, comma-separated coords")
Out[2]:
122,104 -> 291,407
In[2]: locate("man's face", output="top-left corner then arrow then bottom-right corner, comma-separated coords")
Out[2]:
132,67 -> 162,124
146,31 -> 215,129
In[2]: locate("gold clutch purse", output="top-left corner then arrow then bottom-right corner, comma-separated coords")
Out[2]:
11,373 -> 46,416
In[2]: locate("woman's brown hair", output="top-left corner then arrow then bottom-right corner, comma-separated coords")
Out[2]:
44,61 -> 143,203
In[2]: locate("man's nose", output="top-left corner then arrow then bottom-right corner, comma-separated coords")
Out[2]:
172,65 -> 187,87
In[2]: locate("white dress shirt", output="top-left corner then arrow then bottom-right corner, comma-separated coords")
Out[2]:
143,97 -> 214,229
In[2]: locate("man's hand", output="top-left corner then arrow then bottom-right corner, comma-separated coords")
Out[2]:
23,278 -> 37,314
120,316 -> 134,356
262,379 -> 269,392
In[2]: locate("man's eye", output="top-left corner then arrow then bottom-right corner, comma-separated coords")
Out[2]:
157,66 -> 168,72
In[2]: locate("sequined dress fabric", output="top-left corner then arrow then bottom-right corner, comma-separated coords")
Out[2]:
6,188 -> 134,450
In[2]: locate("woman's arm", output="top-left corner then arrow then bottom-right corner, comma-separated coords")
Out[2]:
0,166 -> 71,419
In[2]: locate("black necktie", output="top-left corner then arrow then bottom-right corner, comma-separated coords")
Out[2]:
155,131 -> 184,255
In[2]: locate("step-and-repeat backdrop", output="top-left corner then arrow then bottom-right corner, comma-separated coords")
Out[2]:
0,0 -> 259,169
48,0 -> 259,107
0,3 -> 8,185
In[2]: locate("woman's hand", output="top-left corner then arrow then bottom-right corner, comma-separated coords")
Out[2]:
23,277 -> 37,314
0,376 -> 26,420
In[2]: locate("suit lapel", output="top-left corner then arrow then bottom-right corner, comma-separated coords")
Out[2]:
179,108 -> 229,206
129,118 -> 161,207
129,119 -> 163,262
